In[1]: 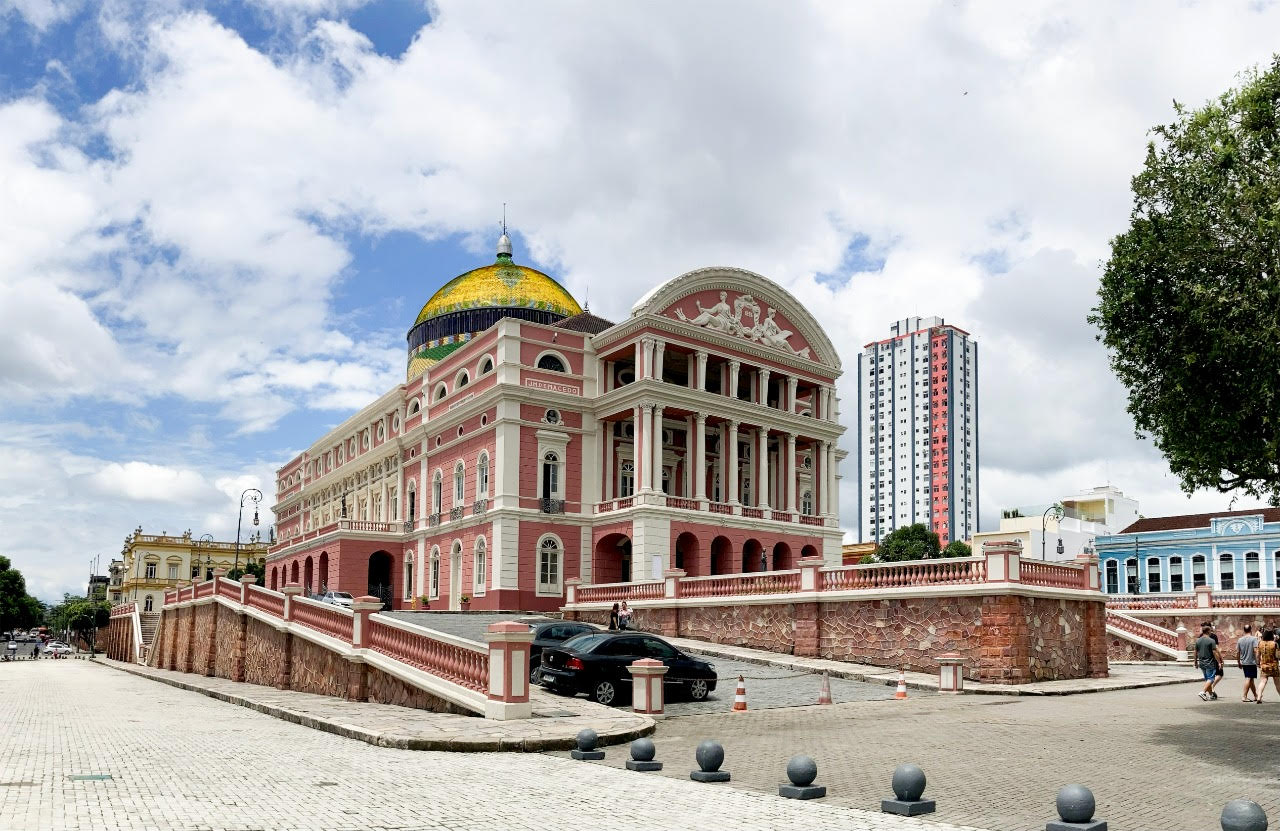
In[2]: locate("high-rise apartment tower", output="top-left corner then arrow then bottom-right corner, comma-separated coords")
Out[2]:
858,316 -> 978,544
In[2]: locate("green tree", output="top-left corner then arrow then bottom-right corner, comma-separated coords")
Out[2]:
942,539 -> 972,558
0,556 -> 43,633
47,595 -> 110,650
874,524 -> 941,562
1091,56 -> 1280,503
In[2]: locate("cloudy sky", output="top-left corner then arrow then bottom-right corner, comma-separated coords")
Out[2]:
3,0 -> 1276,601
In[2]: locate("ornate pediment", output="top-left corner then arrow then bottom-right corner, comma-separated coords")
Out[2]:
1211,515 -> 1263,536
671,290 -> 811,358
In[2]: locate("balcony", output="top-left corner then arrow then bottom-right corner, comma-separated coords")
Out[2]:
592,495 -> 834,527
540,498 -> 566,515
428,513 -> 441,528
473,498 -> 488,515
449,506 -> 464,521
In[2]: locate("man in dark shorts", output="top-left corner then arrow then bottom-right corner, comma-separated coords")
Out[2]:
1237,624 -> 1260,702
1197,622 -> 1223,701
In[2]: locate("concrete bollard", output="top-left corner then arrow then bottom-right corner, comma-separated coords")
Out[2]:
690,740 -> 730,782
937,653 -> 966,693
1047,784 -> 1106,831
882,764 -> 936,816
625,738 -> 662,772
779,755 -> 826,800
1221,799 -> 1267,831
627,659 -> 668,715
569,728 -> 605,761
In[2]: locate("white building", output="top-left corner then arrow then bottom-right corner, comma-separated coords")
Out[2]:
973,485 -> 1139,562
858,316 -> 978,544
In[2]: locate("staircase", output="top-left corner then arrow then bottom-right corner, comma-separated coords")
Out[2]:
1105,609 -> 1189,661
139,612 -> 160,663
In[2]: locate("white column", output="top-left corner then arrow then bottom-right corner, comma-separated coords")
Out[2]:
826,442 -> 838,517
816,440 -> 828,515
651,405 -> 665,494
684,415 -> 694,495
726,420 -> 739,505
695,351 -> 708,391
757,428 -> 770,509
633,404 -> 645,494
728,361 -> 741,399
787,377 -> 799,414
786,433 -> 797,513
759,369 -> 771,406
653,342 -> 666,382
603,421 -> 614,501
640,338 -> 653,380
686,353 -> 696,389
380,481 -> 388,521
694,414 -> 707,501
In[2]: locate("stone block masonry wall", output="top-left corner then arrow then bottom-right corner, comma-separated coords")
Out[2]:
1133,611 -> 1280,660
1109,635 -> 1171,662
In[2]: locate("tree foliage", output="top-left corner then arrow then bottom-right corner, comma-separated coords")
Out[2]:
48,595 -> 110,647
1091,56 -> 1280,504
943,540 -> 972,558
0,556 -> 44,633
875,524 -> 941,562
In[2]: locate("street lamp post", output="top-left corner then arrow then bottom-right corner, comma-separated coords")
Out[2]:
1042,503 -> 1065,560
234,488 -> 263,575
196,534 -> 214,581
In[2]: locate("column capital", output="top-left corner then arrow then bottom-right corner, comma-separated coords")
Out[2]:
726,419 -> 739,430
653,340 -> 666,353
728,359 -> 741,368
695,412 -> 707,424
641,402 -> 655,413
695,349 -> 708,359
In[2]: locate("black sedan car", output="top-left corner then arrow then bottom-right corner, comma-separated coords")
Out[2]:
528,621 -> 598,684
538,632 -> 717,706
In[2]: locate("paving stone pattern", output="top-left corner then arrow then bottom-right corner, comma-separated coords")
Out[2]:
0,660 -> 991,831
562,679 -> 1280,831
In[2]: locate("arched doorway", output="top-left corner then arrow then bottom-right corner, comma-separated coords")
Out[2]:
742,539 -> 764,573
711,536 -> 733,575
594,533 -> 632,583
270,567 -> 278,591
317,552 -> 329,593
800,544 -> 819,560
675,532 -> 701,576
450,541 -> 463,611
303,556 -> 314,595
289,561 -> 299,584
368,551 -> 394,609
772,541 -> 793,571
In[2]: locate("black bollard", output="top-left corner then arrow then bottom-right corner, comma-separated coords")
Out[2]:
1221,799 -> 1267,831
569,728 -> 605,761
625,738 -> 662,772
779,755 -> 826,800
1047,784 -> 1107,831
881,764 -> 936,816
690,740 -> 730,782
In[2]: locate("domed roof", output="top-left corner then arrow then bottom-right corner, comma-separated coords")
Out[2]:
414,253 -> 581,326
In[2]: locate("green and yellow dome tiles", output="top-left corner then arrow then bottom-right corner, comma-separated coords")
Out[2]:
414,257 -> 581,326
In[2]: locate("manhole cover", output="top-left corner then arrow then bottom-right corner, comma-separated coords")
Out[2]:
67,775 -> 112,781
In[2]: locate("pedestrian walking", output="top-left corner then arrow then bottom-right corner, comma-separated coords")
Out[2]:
29,644 -> 38,660
1197,622 -> 1223,701
608,602 -> 620,631
1237,624 -> 1260,702
1257,629 -> 1279,702
619,601 -> 633,631
1208,624 -> 1226,697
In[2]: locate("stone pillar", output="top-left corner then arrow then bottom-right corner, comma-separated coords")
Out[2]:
602,421 -> 614,502
798,556 -> 825,592
485,622 -> 535,720
1074,552 -> 1101,591
937,653 -> 967,692
640,337 -> 653,380
728,361 -> 741,399
653,341 -> 665,382
815,440 -> 829,515
759,369 -> 771,406
786,433 -> 798,513
787,377 -> 798,414
282,584 -> 304,621
1195,585 -> 1213,609
564,578 -> 581,605
277,628 -> 293,690
239,573 -> 256,605
794,601 -> 819,657
180,606 -> 194,674
632,404 -> 644,495
639,404 -> 654,492
232,608 -> 248,682
628,659 -> 669,715
825,442 -> 838,517
694,414 -> 707,501
351,595 -> 382,648
686,353 -> 696,389
982,540 -> 1022,583
757,428 -> 770,509
726,420 -> 740,505
977,595 -> 1030,683
651,404 -> 665,495
203,602 -> 218,677
696,350 -> 707,390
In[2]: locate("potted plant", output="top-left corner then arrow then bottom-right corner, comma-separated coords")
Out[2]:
460,593 -> 471,610
417,595 -> 430,610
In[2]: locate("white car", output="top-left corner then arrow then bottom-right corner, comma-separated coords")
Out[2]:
43,642 -> 73,655
317,591 -> 355,608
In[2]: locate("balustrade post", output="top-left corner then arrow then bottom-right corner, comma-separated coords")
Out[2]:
1195,585 -> 1213,609
351,596 -> 382,649
1175,623 -> 1188,654
664,569 -> 685,599
982,540 -> 1022,583
484,622 -> 534,720
564,578 -> 581,605
239,573 -> 256,605
798,556 -> 825,592
281,584 -> 304,621
1074,552 -> 1100,591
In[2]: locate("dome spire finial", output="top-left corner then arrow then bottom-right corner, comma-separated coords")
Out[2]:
496,202 -> 512,260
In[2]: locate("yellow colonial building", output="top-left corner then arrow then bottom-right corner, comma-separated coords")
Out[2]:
120,527 -> 269,612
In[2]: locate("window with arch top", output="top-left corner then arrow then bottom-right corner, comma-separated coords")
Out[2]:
541,451 -> 560,499
477,452 -> 490,497
537,536 -> 562,594
480,356 -> 494,374
619,460 -> 634,498
435,383 -> 448,402
474,538 -> 487,594
432,470 -> 443,513
454,462 -> 465,503
429,547 -> 440,598
536,353 -> 567,373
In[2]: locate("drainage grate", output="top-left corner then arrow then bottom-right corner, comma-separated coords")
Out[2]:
67,775 -> 113,781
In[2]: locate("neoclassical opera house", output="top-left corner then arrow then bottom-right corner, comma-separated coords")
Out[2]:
267,234 -> 845,610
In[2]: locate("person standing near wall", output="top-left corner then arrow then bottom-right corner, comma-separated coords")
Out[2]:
1237,624 -> 1260,703
1197,623 -> 1223,701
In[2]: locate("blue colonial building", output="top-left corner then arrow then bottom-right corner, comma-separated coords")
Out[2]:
1095,508 -> 1280,596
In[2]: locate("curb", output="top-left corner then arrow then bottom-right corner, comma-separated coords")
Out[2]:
96,660 -> 653,752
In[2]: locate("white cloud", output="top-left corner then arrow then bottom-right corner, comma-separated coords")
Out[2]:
85,461 -> 219,503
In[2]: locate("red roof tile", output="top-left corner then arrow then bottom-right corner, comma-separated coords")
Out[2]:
1120,506 -> 1280,534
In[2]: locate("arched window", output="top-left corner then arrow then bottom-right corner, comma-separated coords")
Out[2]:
1246,551 -> 1261,589
1146,558 -> 1161,593
454,462 -> 465,503
537,536 -> 562,594
619,460 -> 635,498
1125,558 -> 1139,593
435,383 -> 448,402
456,371 -> 470,389
1219,553 -> 1235,590
1192,554 -> 1207,588
1104,560 -> 1119,593
801,490 -> 814,515
537,353 -> 567,373
480,357 -> 494,374
403,555 -> 414,600
406,483 -> 416,523
474,538 -> 487,594
432,470 -> 443,513
429,547 -> 440,599
477,452 -> 490,497
541,451 -> 560,500
144,595 -> 154,612
1168,556 -> 1184,592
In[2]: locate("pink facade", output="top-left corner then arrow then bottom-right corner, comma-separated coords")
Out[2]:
267,263 -> 845,612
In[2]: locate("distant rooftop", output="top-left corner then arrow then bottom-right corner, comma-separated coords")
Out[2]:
1120,507 -> 1280,534
552,310 -> 615,335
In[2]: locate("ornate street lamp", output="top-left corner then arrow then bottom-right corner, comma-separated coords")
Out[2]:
196,534 -> 214,581
234,488 -> 263,574
1042,503 -> 1065,560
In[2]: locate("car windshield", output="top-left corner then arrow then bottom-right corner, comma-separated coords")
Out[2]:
332,592 -> 353,599
559,633 -> 613,652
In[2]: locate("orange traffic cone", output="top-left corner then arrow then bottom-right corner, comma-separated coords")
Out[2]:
894,669 -> 908,700
732,675 -> 748,711
817,671 -> 833,705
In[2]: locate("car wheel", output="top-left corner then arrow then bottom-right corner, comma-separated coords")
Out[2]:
592,680 -> 618,706
688,678 -> 710,701
529,659 -> 542,686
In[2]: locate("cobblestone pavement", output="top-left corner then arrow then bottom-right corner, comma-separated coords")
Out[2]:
554,680 -> 1280,831
0,660 -> 990,831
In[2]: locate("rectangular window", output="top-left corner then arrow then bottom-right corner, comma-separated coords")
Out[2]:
475,549 -> 486,595
1169,558 -> 1184,592
538,548 -> 560,594
1220,556 -> 1235,590
168,565 -> 178,580
145,562 -> 157,579
1146,559 -> 1161,593
430,557 -> 440,599
1246,552 -> 1261,590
